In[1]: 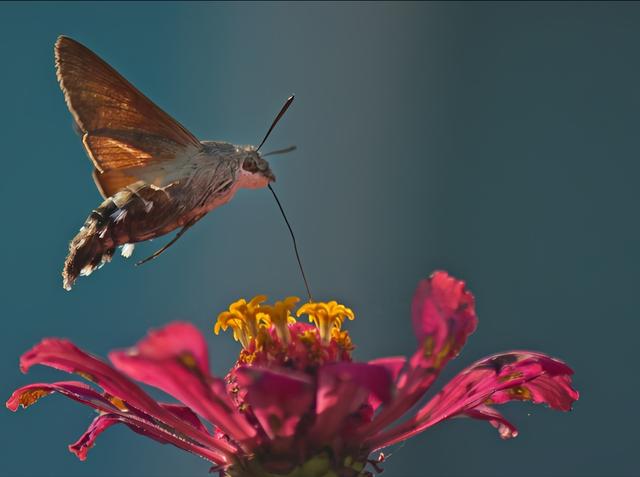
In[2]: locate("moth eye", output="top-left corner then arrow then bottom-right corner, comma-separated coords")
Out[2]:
243,157 -> 258,173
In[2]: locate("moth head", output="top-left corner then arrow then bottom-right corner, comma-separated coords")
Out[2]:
240,148 -> 276,186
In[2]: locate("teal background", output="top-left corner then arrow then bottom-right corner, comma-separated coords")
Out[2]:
0,2 -> 637,476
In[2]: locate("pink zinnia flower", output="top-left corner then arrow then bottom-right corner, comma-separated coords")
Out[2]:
7,271 -> 578,476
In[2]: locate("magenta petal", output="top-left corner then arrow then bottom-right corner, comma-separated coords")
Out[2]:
122,322 -> 211,376
463,404 -> 519,439
7,381 -> 229,464
20,338 -> 159,411
310,362 -> 393,444
235,366 -> 314,440
410,270 -> 477,368
417,352 -> 579,419
367,351 -> 578,449
68,412 -> 225,463
319,363 -> 393,410
109,323 -> 256,444
18,338 -> 237,458
368,357 -> 406,383
367,357 -> 406,411
362,272 -> 478,438
7,381 -> 120,413
489,371 -> 578,411
162,403 -> 209,434
69,403 -> 209,461
69,413 -> 120,461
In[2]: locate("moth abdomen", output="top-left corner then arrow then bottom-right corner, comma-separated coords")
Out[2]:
62,183 -> 187,290
63,200 -> 118,291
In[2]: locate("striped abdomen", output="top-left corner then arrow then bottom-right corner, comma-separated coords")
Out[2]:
62,182 -> 190,290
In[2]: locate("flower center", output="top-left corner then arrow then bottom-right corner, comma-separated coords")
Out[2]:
215,296 -> 355,370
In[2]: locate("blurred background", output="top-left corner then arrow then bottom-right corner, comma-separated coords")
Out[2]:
0,2 -> 637,476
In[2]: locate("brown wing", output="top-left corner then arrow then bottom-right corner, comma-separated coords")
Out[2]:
55,36 -> 202,195
91,168 -> 139,198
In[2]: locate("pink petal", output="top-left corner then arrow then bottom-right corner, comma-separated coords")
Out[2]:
361,272 -> 477,437
463,404 -> 519,439
367,357 -> 406,411
367,351 -> 578,449
69,403 -> 209,461
69,413 -> 120,461
7,381 -> 120,413
20,339 -> 158,411
310,362 -> 393,444
368,357 -> 406,383
410,270 -> 477,369
488,371 -> 578,411
108,323 -> 256,445
122,322 -> 211,376
7,381 -> 229,464
235,366 -> 314,440
162,403 -> 209,434
18,338 -> 237,458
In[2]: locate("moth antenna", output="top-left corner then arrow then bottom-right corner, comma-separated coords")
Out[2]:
257,95 -> 295,151
268,184 -> 313,302
263,145 -> 297,157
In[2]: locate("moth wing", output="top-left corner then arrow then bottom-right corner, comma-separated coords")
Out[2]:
92,168 -> 139,199
91,160 -> 191,199
55,36 -> 202,195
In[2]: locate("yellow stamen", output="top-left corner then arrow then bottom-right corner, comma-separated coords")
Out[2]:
260,296 -> 300,345
297,301 -> 355,344
215,295 -> 269,348
331,328 -> 354,352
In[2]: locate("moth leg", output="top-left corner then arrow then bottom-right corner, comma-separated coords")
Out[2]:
121,243 -> 135,258
135,217 -> 201,266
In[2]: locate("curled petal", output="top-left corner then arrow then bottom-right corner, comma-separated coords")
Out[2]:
7,381 -> 229,464
361,272 -> 477,438
20,338 -> 159,411
410,270 -> 477,370
69,413 -> 120,461
488,371 -> 578,411
109,322 -> 256,444
367,351 -> 578,449
235,366 -> 314,440
17,338 -> 237,458
7,381 -> 120,413
69,403 -> 209,461
463,404 -> 518,439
